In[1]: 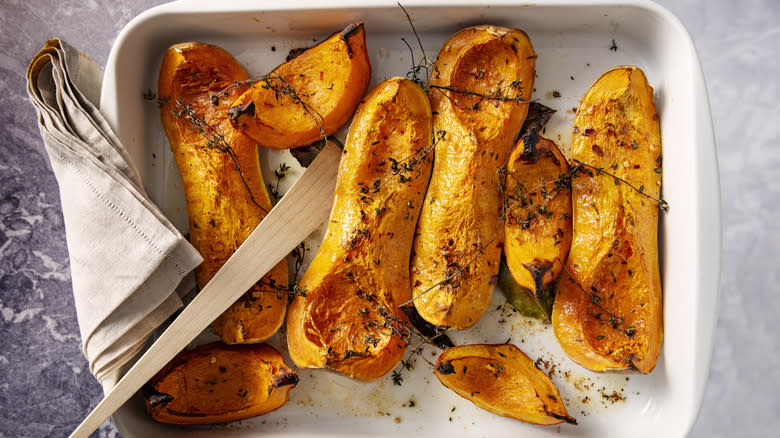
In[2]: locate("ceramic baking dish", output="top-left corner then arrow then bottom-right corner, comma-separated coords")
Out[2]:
99,0 -> 720,436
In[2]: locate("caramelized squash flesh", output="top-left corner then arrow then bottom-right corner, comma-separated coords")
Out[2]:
411,25 -> 536,329
229,22 -> 371,149
552,66 -> 663,373
286,77 -> 433,380
158,42 -> 288,344
434,344 -> 575,425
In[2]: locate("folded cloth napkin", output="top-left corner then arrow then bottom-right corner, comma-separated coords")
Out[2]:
25,39 -> 203,384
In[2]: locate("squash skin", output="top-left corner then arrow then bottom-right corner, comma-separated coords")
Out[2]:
552,66 -> 663,373
434,344 -> 575,425
158,42 -> 288,344
503,131 -> 572,309
411,26 -> 536,329
286,77 -> 433,380
143,342 -> 298,425
229,22 -> 371,149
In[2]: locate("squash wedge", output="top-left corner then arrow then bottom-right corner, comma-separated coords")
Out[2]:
434,344 -> 576,425
229,22 -> 371,149
411,25 -> 536,329
286,77 -> 433,380
552,66 -> 663,373
144,342 -> 298,425
503,130 -> 572,317
158,42 -> 288,344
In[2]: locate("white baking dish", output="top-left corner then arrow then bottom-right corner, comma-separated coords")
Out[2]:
100,0 -> 720,436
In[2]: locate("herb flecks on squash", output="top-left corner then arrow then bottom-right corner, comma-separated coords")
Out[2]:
286,77 -> 433,380
410,25 -> 536,329
158,42 -> 288,344
552,66 -> 663,373
434,344 -> 576,425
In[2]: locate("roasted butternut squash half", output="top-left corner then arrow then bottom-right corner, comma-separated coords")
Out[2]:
286,77 -> 433,380
143,342 -> 298,425
552,66 -> 663,373
502,130 -> 572,319
229,22 -> 371,149
159,42 -> 288,344
410,25 -> 536,329
434,344 -> 576,425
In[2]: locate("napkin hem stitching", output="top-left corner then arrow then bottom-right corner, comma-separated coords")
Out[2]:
51,145 -> 190,276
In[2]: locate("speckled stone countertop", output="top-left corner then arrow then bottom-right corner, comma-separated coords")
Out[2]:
1,1 -> 778,437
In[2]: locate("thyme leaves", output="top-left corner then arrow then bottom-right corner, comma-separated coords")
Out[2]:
167,98 -> 268,214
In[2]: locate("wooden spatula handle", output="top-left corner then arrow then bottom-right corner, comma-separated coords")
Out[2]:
69,142 -> 341,438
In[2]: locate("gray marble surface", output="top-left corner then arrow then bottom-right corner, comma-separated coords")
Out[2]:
0,0 -> 777,437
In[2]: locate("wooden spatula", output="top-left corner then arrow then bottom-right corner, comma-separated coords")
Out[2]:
69,141 -> 341,438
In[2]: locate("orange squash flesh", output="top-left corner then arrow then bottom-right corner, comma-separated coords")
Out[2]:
504,130 -> 572,303
434,344 -> 576,425
229,22 -> 371,149
144,342 -> 298,425
410,25 -> 536,329
158,42 -> 288,344
552,66 -> 663,373
286,77 -> 433,380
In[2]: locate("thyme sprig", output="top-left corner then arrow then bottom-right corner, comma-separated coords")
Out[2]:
398,1 -> 435,88
400,227 -> 499,308
429,80 -> 529,111
215,72 -> 329,146
572,159 -> 669,212
398,2 -> 527,111
500,158 -> 668,220
268,162 -> 291,203
260,73 -> 328,143
169,98 -> 268,213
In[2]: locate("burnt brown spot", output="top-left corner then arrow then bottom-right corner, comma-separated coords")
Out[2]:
436,361 -> 456,375
520,102 -> 556,135
274,371 -> 300,388
142,386 -> 174,408
523,260 -> 554,298
400,303 -> 454,350
339,22 -> 363,58
519,130 -> 541,163
228,101 -> 255,121
286,47 -> 308,62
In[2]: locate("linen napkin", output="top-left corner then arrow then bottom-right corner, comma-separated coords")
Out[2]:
25,39 -> 203,384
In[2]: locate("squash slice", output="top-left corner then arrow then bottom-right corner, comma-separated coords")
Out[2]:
552,66 -> 663,373
144,342 -> 298,425
158,42 -> 288,344
502,130 -> 572,319
410,25 -> 536,329
286,77 -> 433,380
434,344 -> 576,425
229,22 -> 371,149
